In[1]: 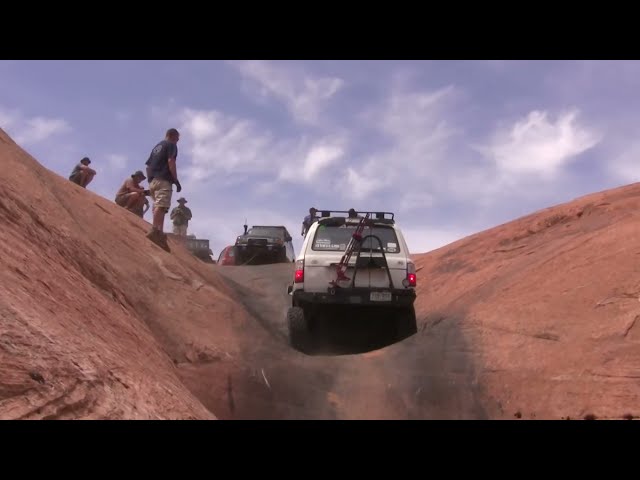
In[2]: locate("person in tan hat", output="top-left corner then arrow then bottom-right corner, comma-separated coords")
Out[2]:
115,170 -> 149,217
170,197 -> 192,236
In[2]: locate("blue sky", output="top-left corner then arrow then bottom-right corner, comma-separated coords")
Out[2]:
1,60 -> 639,258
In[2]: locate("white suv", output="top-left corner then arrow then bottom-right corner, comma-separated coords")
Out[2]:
286,210 -> 417,351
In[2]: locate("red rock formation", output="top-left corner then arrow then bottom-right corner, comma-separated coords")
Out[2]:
412,184 -> 640,419
0,128 -> 248,419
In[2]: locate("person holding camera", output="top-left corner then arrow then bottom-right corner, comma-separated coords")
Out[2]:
170,197 -> 192,236
115,170 -> 149,218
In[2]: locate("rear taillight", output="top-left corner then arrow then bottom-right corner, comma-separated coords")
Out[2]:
405,261 -> 416,287
294,259 -> 304,283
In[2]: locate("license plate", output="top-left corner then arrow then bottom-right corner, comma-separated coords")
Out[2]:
370,291 -> 392,302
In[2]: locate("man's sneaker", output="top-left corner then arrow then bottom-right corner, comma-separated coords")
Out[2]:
147,229 -> 171,252
157,232 -> 171,252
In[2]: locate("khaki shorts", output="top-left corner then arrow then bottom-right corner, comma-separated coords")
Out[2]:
149,178 -> 173,210
173,224 -> 187,236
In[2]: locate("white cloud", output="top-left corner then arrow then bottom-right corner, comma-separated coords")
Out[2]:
608,142 -> 640,183
148,85 -> 605,253
228,60 -> 345,125
176,107 -> 285,184
152,80 -> 461,212
443,166 -> 505,207
399,192 -> 435,211
106,154 -> 128,170
338,84 -> 460,202
342,167 -> 387,200
279,141 -> 346,183
0,107 -> 71,147
15,117 -> 71,145
303,144 -> 344,179
172,105 -> 351,195
479,109 -> 601,178
0,109 -> 16,129
377,86 -> 456,140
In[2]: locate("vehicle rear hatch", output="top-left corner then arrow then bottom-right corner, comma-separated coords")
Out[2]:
303,222 -> 408,292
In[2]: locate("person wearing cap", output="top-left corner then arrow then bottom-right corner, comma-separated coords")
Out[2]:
301,207 -> 318,236
68,157 -> 97,188
169,197 -> 192,236
115,170 -> 149,217
348,208 -> 362,218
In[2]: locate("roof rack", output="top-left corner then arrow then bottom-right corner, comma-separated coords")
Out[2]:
248,225 -> 293,237
316,210 -> 395,224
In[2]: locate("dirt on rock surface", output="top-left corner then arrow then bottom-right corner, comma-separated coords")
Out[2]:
1,127 -> 639,420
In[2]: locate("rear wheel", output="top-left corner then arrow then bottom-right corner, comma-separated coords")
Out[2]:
287,306 -> 313,353
395,305 -> 418,340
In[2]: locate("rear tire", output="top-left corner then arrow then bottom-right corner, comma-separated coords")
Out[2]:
395,305 -> 418,340
287,306 -> 313,353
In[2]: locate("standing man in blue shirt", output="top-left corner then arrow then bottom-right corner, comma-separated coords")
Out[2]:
145,128 -> 182,250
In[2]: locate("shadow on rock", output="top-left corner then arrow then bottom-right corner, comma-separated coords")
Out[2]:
293,304 -> 418,356
387,309 -> 489,419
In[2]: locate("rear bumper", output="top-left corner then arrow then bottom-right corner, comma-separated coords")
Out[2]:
292,287 -> 416,307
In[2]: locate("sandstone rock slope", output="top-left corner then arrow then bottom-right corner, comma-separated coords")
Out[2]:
412,185 -> 640,419
0,128 -> 252,419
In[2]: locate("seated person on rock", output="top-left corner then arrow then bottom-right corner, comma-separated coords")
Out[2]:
69,157 -> 96,188
115,170 -> 149,217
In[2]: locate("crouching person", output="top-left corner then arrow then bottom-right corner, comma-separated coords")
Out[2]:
115,170 -> 148,217
69,157 -> 96,188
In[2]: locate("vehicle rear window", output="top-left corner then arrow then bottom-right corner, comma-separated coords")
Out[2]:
311,224 -> 401,253
247,228 -> 284,238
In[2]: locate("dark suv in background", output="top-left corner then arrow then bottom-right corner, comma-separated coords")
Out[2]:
234,225 -> 295,265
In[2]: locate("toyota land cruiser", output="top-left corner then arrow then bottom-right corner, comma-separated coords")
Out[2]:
286,210 -> 417,352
